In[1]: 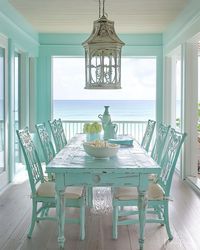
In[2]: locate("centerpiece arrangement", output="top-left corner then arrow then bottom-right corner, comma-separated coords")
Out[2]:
83,122 -> 102,141
83,140 -> 119,158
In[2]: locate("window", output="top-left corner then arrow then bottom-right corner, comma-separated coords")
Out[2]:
175,58 -> 181,130
14,52 -> 21,174
0,47 -> 5,174
0,35 -> 8,189
52,57 -> 156,121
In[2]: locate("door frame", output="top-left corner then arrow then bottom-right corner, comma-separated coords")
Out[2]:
0,34 -> 8,190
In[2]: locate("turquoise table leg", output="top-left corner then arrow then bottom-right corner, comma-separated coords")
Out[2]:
138,191 -> 147,250
138,175 -> 148,250
112,205 -> 118,239
80,205 -> 85,240
56,189 -> 65,249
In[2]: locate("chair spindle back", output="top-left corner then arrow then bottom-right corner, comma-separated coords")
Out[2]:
16,128 -> 45,194
141,119 -> 156,152
48,119 -> 63,153
57,118 -> 67,147
157,128 -> 187,196
151,123 -> 171,164
35,123 -> 55,164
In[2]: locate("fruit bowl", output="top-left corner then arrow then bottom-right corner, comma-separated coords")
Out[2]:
83,140 -> 119,158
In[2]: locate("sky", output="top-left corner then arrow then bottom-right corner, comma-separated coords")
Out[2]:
52,57 -> 156,100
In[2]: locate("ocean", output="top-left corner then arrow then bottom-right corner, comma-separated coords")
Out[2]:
53,100 -> 156,121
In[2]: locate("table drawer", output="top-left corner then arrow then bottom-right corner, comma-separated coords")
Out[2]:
64,172 -> 140,186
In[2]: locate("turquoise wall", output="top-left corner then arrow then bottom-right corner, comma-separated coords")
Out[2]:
37,33 -> 163,124
0,0 -> 39,183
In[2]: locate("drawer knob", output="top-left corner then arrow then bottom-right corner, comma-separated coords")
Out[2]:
93,175 -> 101,183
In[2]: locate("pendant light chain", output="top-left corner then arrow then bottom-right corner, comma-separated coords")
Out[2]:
99,0 -> 101,18
99,0 -> 105,18
102,0 -> 105,16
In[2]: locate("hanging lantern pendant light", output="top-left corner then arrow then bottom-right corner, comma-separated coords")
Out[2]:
82,0 -> 125,89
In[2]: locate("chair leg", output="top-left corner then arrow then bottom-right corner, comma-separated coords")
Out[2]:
44,207 -> 50,216
164,203 -> 173,240
87,186 -> 93,207
28,199 -> 37,238
80,205 -> 85,240
39,203 -> 47,219
154,206 -> 164,225
112,205 -> 118,239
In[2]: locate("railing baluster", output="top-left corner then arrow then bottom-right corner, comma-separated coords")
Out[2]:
61,120 -> 147,142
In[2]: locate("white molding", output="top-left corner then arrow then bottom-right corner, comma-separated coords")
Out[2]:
20,53 -> 30,129
0,34 -> 9,190
186,176 -> 200,195
163,56 -> 172,124
182,42 -> 198,177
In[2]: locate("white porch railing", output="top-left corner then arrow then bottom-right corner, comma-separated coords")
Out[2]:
62,120 -> 147,143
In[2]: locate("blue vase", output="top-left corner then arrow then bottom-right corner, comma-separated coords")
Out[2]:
86,133 -> 100,141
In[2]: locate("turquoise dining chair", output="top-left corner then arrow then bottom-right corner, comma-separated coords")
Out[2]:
35,123 -> 56,181
16,127 -> 86,240
151,123 -> 171,164
112,128 -> 186,241
141,119 -> 156,152
48,119 -> 63,153
57,118 -> 67,147
35,123 -> 56,164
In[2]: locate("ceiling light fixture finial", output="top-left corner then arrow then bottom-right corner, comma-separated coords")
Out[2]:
82,0 -> 125,89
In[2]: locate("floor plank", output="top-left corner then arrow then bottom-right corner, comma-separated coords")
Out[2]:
0,174 -> 200,250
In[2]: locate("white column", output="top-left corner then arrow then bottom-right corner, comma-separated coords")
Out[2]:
20,52 -> 29,128
163,56 -> 172,124
163,55 -> 177,127
171,57 -> 177,128
182,42 -> 198,177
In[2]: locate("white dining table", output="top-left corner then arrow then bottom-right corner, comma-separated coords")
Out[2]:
46,134 -> 160,250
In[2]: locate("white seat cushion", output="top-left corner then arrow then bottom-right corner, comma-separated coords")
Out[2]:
148,183 -> 164,200
36,182 -> 84,199
148,173 -> 157,181
114,183 -> 164,201
36,181 -> 55,197
64,186 -> 84,199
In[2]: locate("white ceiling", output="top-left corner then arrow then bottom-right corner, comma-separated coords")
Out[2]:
9,0 -> 188,33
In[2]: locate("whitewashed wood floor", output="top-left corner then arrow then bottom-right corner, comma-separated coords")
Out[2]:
0,174 -> 200,250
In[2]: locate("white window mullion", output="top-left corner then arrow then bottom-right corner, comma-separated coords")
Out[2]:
0,34 -> 8,189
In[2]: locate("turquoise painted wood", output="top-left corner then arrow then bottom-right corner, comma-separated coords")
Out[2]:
46,134 -> 160,249
57,118 -> 67,147
0,1 -> 38,56
0,1 -> 39,184
35,123 -> 56,164
48,119 -> 63,153
141,119 -> 156,152
16,127 -> 86,239
151,123 -> 171,164
112,128 -> 186,245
